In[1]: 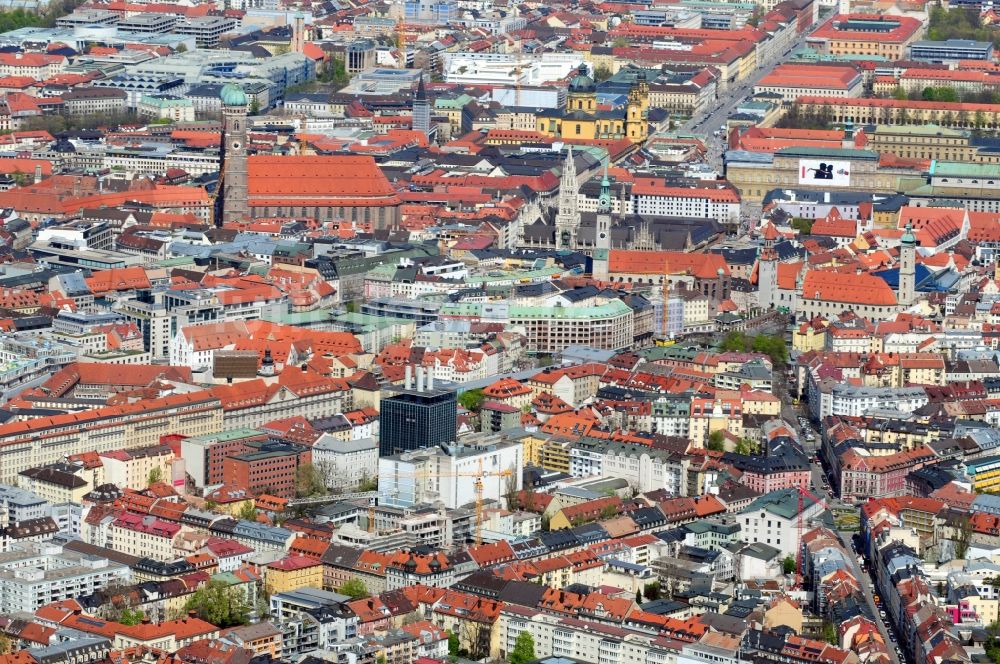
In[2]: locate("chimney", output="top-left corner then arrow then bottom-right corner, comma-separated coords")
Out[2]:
33,165 -> 41,184
426,370 -> 434,390
416,366 -> 424,392
405,365 -> 413,390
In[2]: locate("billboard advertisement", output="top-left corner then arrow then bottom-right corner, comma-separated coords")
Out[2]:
798,159 -> 851,187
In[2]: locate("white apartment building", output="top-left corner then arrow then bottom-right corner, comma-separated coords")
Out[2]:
0,542 -> 131,613
632,184 -> 741,224
378,440 -> 523,510
739,488 -> 825,558
311,434 -> 378,493
828,385 -> 929,418
498,606 -> 678,664
600,443 -> 689,495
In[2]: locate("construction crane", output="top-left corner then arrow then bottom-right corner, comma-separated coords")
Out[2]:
661,258 -> 670,341
795,484 -> 830,587
367,460 -> 514,546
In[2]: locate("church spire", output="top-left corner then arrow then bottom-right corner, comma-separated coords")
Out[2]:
554,146 -> 579,250
598,162 -> 611,213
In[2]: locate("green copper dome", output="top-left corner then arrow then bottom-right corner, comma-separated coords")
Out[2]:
220,83 -> 248,107
568,64 -> 595,93
901,221 -> 916,246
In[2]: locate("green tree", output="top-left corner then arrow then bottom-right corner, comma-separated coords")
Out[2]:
338,578 -> 370,600
643,581 -> 661,600
636,588 -> 643,604
594,65 -> 613,82
937,87 -> 959,103
119,608 -> 144,626
706,430 -> 725,452
377,656 -> 386,664
822,620 -> 838,645
736,438 -> 757,455
719,331 -> 750,353
176,43 -> 188,53
184,579 -> 251,628
248,98 -> 260,115
600,503 -> 618,520
0,633 -> 10,655
147,466 -> 164,486
782,555 -> 797,575
540,513 -> 551,531
751,334 -> 789,368
296,462 -> 326,498
892,87 -> 908,101
791,217 -> 814,235
448,631 -> 460,657
238,501 -> 258,521
458,388 -> 486,412
509,630 -> 536,664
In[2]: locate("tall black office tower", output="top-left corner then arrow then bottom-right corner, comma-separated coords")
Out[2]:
379,366 -> 457,457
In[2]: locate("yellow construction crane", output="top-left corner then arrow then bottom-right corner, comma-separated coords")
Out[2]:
367,460 -> 514,546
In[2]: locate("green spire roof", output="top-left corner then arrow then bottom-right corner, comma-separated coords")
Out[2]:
901,221 -> 916,246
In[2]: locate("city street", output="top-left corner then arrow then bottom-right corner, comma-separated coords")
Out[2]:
836,531 -> 906,664
679,15 -> 829,183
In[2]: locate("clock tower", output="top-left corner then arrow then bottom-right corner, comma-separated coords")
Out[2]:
593,163 -> 612,280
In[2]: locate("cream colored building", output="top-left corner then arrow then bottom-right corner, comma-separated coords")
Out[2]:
100,444 -> 175,490
109,513 -> 187,561
0,393 -> 222,484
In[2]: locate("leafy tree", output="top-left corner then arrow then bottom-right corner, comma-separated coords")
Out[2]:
147,466 -> 164,487
119,608 -> 144,625
0,634 -> 10,655
636,588 -> 643,604
176,43 -> 188,53
540,513 -> 551,531
377,656 -> 386,664
600,503 -> 618,520
611,36 -> 628,48
822,620 -> 838,645
509,630 -> 536,664
337,578 -> 370,600
706,430 -> 725,452
643,581 -> 661,600
318,57 -> 350,87
892,87 -> 908,101
458,388 -> 486,412
594,65 -> 613,82
718,331 -> 788,368
791,218 -> 814,235
448,631 -> 460,657
782,555 -> 797,575
751,334 -> 789,368
296,462 -> 326,498
205,499 -> 218,511
183,579 -> 251,628
248,98 -> 260,115
238,501 -> 258,521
